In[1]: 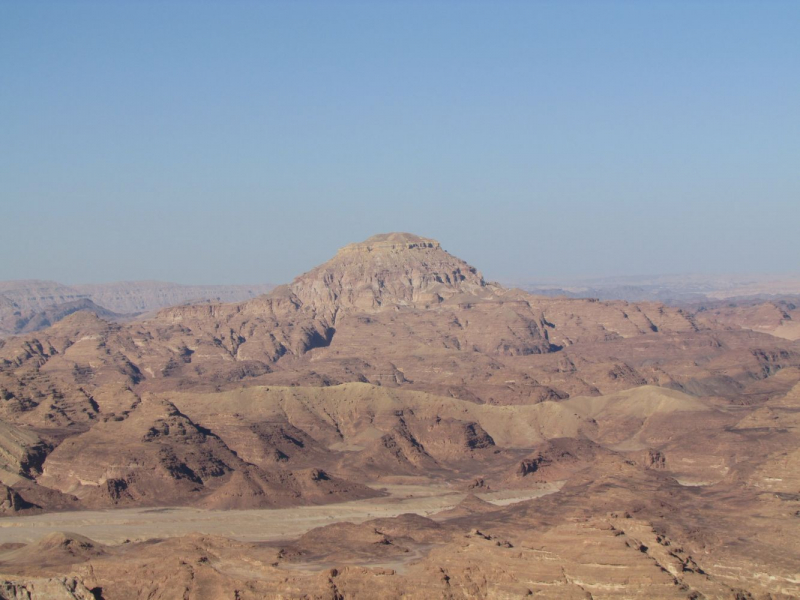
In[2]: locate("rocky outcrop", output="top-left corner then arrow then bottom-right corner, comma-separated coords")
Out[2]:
0,421 -> 50,479
645,448 -> 667,469
0,483 -> 36,515
0,577 -> 98,600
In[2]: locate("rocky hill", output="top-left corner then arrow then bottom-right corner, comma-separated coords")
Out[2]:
288,233 -> 496,315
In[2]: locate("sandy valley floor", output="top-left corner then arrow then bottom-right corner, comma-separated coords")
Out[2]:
0,482 -> 561,545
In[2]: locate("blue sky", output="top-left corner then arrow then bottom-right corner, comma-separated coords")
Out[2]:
1,1 -> 798,284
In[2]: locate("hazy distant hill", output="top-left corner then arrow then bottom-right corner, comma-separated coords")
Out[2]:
0,280 -> 274,337
509,273 -> 800,304
70,281 -> 275,314
12,298 -> 123,335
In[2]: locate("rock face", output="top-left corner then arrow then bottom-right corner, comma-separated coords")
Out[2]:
0,577 -> 97,600
0,483 -> 35,515
0,421 -> 49,480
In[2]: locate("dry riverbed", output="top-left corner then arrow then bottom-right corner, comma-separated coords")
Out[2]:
0,482 -> 561,545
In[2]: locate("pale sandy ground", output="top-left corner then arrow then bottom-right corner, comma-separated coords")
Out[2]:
0,482 -> 561,546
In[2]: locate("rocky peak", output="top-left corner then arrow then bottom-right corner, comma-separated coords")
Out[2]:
289,233 -> 496,315
337,233 -> 441,253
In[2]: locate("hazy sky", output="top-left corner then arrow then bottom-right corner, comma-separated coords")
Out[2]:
2,1 -> 798,285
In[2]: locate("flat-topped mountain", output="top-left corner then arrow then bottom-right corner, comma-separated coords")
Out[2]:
288,232 -> 495,316
339,232 -> 441,251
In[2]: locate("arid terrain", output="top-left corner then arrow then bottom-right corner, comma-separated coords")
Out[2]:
1,233 -> 799,599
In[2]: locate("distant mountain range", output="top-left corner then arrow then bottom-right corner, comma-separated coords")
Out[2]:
4,271 -> 800,339
505,273 -> 800,304
0,280 -> 274,337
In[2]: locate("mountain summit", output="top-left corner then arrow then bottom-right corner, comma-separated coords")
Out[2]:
289,233 -> 497,315
338,232 -> 441,252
